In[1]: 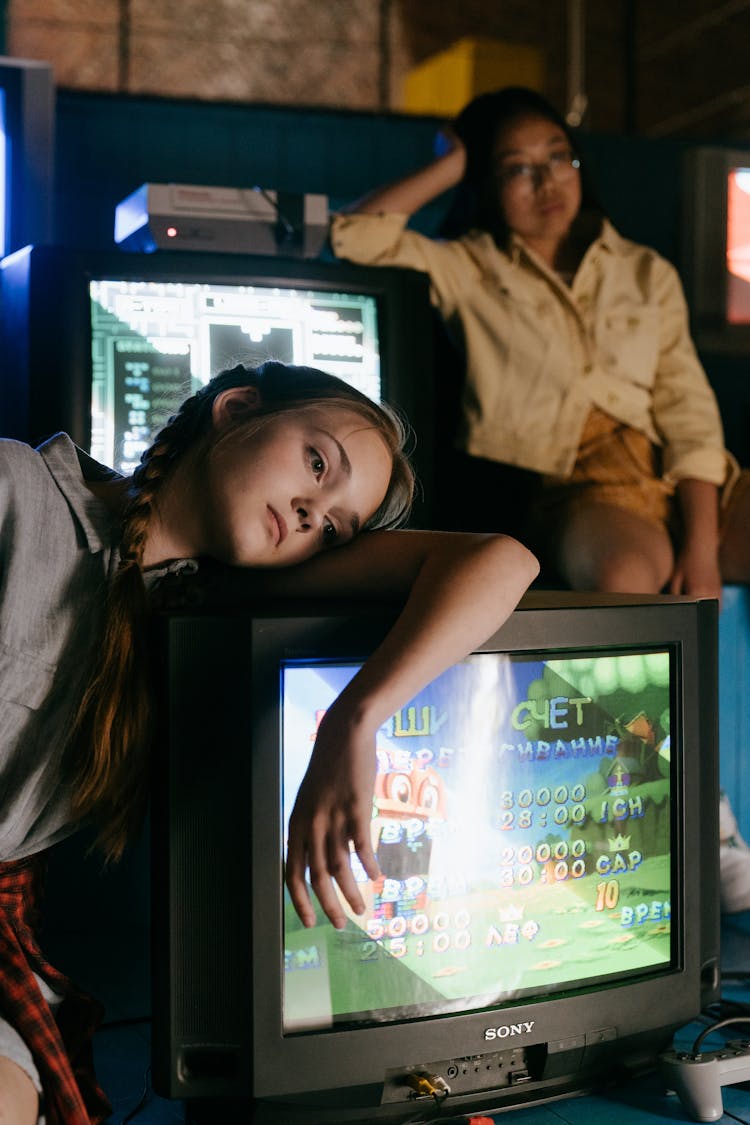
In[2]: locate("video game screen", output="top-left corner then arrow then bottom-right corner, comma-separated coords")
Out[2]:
282,647 -> 674,1033
727,166 -> 750,324
88,278 -> 381,474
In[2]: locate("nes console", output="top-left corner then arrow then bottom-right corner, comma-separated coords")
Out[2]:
114,182 -> 329,257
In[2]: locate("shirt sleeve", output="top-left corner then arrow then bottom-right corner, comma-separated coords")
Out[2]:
329,212 -> 482,320
649,257 -> 733,487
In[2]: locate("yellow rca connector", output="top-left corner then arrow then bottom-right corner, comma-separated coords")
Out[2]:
404,1071 -> 451,1101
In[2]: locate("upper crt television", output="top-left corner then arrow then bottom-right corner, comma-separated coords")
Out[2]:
0,244 -> 434,521
151,589 -> 719,1124
682,146 -> 750,348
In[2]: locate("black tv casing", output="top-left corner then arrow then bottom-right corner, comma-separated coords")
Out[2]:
150,589 -> 720,1124
0,244 -> 435,526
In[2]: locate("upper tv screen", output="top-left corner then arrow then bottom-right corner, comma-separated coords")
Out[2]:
89,277 -> 381,474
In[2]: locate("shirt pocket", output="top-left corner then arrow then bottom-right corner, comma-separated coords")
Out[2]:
597,307 -> 661,389
0,644 -> 56,711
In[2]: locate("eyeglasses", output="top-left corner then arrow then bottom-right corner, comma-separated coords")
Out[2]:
496,149 -> 581,192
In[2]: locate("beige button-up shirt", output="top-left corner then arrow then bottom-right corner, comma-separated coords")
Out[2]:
331,213 -> 730,486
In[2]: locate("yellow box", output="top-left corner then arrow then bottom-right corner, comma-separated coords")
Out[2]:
401,36 -> 544,118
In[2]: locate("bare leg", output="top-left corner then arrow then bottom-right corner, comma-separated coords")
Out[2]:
0,1057 -> 38,1125
554,502 -> 674,594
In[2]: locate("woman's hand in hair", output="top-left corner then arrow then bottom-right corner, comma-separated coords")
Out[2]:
339,128 -> 466,218
433,122 -> 466,170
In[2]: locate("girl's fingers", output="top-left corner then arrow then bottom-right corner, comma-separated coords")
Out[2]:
287,809 -> 380,928
285,835 -> 317,929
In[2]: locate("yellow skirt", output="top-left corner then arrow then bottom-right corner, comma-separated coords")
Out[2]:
533,406 -> 674,530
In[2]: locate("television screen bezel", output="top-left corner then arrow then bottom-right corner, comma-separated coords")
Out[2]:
0,244 -> 435,525
151,589 -> 719,1121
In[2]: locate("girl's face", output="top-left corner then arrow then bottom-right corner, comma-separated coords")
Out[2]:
492,113 -> 582,249
199,397 -> 393,568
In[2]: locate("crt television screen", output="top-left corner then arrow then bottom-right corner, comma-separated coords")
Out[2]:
282,646 -> 674,1034
727,166 -> 750,325
89,277 -> 381,474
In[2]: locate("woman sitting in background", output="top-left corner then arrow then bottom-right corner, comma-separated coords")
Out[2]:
330,84 -> 745,599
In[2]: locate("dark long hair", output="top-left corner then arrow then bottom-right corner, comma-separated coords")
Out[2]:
69,361 -> 416,859
440,85 -> 604,246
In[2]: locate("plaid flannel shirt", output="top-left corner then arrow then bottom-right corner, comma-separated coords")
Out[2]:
0,856 -> 111,1125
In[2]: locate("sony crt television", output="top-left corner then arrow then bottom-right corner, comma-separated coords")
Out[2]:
0,244 -> 434,521
150,589 -> 720,1124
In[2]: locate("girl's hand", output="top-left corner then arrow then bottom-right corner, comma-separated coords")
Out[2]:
285,708 -> 380,929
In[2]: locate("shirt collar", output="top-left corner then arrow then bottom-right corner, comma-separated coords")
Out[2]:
597,218 -> 621,252
37,433 -> 202,582
507,216 -> 619,265
37,432 -> 123,554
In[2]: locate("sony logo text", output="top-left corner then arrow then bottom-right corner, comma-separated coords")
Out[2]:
484,1021 -> 535,1041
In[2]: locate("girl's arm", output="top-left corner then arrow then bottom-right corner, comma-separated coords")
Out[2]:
340,130 -> 466,217
669,477 -> 722,601
276,529 -> 539,928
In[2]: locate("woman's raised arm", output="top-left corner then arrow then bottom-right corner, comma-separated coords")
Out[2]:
340,130 -> 466,217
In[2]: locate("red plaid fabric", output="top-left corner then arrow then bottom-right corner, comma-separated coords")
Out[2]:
0,855 -> 111,1125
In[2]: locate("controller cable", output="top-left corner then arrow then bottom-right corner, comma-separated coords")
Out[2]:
691,1016 -> 750,1055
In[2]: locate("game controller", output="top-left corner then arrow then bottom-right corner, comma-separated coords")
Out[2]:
660,1040 -> 750,1121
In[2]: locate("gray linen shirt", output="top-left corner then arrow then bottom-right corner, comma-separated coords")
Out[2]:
0,432 -> 123,861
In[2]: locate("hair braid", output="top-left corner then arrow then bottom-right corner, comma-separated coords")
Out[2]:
69,395 -> 207,859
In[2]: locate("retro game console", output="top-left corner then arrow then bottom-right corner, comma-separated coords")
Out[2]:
114,182 -> 329,257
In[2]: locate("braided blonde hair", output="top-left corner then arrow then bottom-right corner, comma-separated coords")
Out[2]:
69,361 -> 416,858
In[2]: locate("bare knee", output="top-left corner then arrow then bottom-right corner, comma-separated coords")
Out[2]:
0,1057 -> 39,1125
556,504 -> 673,595
587,549 -> 666,594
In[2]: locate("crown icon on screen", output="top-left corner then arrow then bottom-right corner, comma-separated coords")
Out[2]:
497,904 -> 524,922
608,833 -> 631,851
